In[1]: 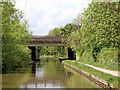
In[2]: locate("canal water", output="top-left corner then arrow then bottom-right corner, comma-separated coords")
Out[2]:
2,57 -> 98,88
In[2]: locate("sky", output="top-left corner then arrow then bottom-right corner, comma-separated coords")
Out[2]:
15,0 -> 91,36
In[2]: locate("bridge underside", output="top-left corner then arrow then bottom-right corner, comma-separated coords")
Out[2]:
67,48 -> 76,60
28,46 -> 76,61
28,46 -> 36,61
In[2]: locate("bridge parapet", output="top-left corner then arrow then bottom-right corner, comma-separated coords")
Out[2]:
29,36 -> 67,46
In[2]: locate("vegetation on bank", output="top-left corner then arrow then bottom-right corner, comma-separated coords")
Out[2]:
76,58 -> 118,71
69,1 -> 120,70
2,1 -> 32,72
64,60 -> 119,88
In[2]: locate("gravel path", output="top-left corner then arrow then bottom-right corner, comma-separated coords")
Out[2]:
78,62 -> 120,77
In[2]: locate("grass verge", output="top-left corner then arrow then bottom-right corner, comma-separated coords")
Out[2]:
76,60 -> 119,71
64,60 -> 119,88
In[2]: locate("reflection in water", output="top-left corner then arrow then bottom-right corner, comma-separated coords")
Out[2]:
2,57 -> 98,88
32,64 -> 36,73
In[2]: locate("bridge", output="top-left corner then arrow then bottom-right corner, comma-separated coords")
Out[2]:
28,36 -> 76,61
29,36 -> 66,46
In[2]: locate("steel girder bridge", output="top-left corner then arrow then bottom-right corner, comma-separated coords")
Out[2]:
28,36 -> 76,61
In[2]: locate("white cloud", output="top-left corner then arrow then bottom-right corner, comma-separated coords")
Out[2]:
15,0 -> 90,35
28,28 -> 37,32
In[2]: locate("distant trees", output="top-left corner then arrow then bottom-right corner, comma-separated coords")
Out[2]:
36,46 -> 66,57
60,24 -> 80,37
2,1 -> 32,72
48,27 -> 60,36
38,23 -> 79,57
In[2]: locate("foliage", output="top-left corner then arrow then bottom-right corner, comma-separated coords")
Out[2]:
81,50 -> 94,62
97,47 -> 118,65
80,2 -> 120,49
48,27 -> 61,36
48,23 -> 80,38
69,1 -> 120,66
2,1 -> 32,72
62,15 -> 82,56
67,30 -> 81,51
60,23 -> 80,37
36,46 -> 67,57
37,47 -> 52,56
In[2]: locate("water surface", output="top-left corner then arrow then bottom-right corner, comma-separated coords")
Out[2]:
2,57 -> 98,88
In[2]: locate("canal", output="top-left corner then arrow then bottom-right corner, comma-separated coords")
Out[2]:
2,57 -> 98,88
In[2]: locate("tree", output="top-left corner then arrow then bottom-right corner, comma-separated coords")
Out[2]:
80,2 -> 120,49
2,1 -> 32,72
72,1 -> 120,62
60,23 -> 79,37
48,27 -> 60,36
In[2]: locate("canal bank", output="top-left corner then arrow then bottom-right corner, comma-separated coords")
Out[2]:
63,60 -> 119,88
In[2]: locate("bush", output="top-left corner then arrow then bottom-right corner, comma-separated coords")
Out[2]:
81,50 -> 94,62
97,47 -> 118,65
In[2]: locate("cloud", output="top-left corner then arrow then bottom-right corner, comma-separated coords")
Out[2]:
28,28 -> 37,32
15,0 -> 90,35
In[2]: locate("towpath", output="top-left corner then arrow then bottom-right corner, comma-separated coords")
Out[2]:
70,61 -> 119,77
78,62 -> 120,77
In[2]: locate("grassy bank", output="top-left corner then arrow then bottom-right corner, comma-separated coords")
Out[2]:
76,60 -> 118,71
76,47 -> 119,71
64,60 -> 119,88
